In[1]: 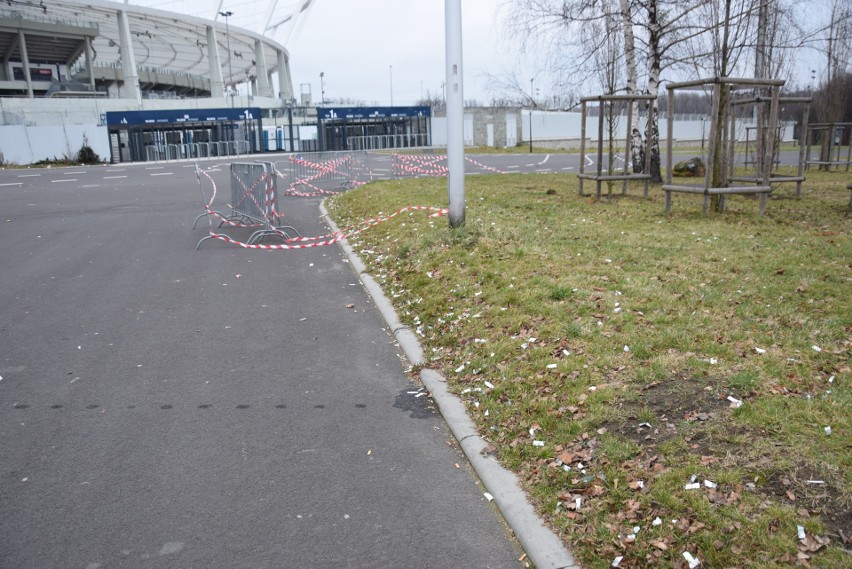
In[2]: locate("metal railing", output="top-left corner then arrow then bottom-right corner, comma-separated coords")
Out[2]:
346,133 -> 430,151
145,140 -> 250,162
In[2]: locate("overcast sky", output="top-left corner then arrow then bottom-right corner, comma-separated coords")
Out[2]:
136,0 -> 827,106
284,0 -> 505,106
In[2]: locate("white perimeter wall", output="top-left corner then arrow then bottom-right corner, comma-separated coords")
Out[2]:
432,111 -> 795,147
0,124 -> 110,165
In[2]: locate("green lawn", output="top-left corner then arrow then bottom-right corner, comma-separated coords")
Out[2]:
327,169 -> 850,568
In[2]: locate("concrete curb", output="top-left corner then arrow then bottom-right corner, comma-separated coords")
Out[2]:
320,201 -> 579,569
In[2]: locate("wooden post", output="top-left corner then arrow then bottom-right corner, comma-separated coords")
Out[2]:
579,100 -> 587,196
645,98 -> 652,197
623,99 -> 632,195
666,90 -> 674,186
796,103 -> 809,196
596,97 -> 604,200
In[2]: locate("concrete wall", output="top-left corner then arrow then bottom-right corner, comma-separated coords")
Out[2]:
0,124 -> 109,165
519,110 -> 796,149
0,95 -> 286,127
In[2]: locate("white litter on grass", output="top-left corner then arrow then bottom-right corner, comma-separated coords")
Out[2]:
652,517 -> 662,526
529,337 -> 537,343
484,381 -> 494,389
562,349 -> 571,357
807,480 -> 825,485
684,483 -> 701,490
533,440 -> 545,447
639,422 -> 652,428
546,363 -> 558,369
612,556 -> 623,568
623,345 -> 630,353
708,358 -> 718,365
797,525 -> 806,541
754,347 -> 766,354
828,375 -> 835,383
683,551 -> 701,568
812,345 -> 822,352
575,497 -> 582,510
483,492 -> 494,502
455,364 -> 465,373
529,426 -> 539,436
824,426 -> 832,435
704,480 -> 718,489
727,396 -> 743,408
484,409 -> 489,417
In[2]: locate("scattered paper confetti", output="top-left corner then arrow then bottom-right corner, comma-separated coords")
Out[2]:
683,551 -> 700,568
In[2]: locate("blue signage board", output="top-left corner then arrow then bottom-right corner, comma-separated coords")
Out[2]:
106,108 -> 261,127
318,106 -> 431,121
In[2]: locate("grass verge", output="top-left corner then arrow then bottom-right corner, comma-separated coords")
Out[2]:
327,168 -> 850,568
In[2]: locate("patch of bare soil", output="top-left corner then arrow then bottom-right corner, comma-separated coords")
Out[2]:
603,375 -> 732,447
758,464 -> 851,546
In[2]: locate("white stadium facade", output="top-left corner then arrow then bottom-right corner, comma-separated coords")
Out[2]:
0,0 -> 436,164
0,0 -> 323,163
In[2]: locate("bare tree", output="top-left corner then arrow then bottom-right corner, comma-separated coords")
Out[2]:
815,0 -> 852,169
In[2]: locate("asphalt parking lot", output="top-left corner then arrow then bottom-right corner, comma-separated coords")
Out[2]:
0,158 -> 524,569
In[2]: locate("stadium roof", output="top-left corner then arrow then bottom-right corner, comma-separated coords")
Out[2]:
0,0 -> 291,83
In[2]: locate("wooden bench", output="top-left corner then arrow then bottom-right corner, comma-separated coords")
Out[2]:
663,183 -> 773,215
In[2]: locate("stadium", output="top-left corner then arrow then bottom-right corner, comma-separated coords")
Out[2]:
0,0 -> 438,164
0,0 -> 303,163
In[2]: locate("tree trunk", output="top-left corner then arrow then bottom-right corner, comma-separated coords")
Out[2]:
646,0 -> 663,183
710,0 -> 734,212
619,0 -> 643,173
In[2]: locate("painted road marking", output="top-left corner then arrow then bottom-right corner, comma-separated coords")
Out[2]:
145,166 -> 164,170
103,176 -> 128,179
537,154 -> 550,165
51,179 -> 77,183
65,171 -> 86,174
151,172 -> 173,176
17,174 -> 41,177
507,165 -> 520,169
561,167 -> 574,171
0,182 -> 23,187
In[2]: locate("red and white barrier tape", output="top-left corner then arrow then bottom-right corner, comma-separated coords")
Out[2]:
196,167 -> 446,250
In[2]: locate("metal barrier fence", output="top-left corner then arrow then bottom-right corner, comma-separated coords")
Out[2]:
346,133 -> 430,151
287,150 -> 372,186
145,140 -> 251,162
228,161 -> 298,244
